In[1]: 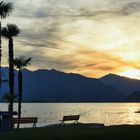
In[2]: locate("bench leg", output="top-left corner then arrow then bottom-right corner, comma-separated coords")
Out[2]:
74,120 -> 79,124
13,123 -> 15,129
33,123 -> 36,128
60,121 -> 65,126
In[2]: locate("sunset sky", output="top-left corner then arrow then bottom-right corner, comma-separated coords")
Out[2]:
2,0 -> 140,79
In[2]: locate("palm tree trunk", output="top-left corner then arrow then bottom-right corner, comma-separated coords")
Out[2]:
8,37 -> 14,128
17,69 -> 22,129
0,21 -> 2,94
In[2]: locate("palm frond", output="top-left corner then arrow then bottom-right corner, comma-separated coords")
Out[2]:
0,1 -> 13,19
1,26 -> 9,38
3,93 -> 16,103
2,24 -> 21,38
14,56 -> 32,69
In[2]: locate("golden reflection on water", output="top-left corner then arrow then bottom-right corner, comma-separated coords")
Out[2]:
1,103 -> 140,127
127,103 -> 140,124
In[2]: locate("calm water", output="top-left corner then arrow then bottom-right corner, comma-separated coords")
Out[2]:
1,103 -> 140,127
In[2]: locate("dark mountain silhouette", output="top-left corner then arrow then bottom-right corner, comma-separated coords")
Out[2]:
0,67 -> 124,102
100,73 -> 140,96
126,91 -> 140,102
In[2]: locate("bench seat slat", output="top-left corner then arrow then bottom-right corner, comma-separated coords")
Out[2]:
63,115 -> 79,121
60,115 -> 80,125
13,117 -> 38,128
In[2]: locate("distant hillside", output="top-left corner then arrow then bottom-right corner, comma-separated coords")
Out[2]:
100,74 -> 140,96
0,68 -> 124,102
126,91 -> 140,102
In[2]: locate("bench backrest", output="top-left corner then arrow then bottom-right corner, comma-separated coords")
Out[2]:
13,117 -> 38,123
63,115 -> 80,121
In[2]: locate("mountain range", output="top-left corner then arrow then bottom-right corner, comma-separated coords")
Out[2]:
0,67 -> 140,102
100,74 -> 140,102
100,73 -> 140,96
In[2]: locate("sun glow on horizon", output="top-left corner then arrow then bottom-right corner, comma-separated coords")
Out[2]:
119,69 -> 140,79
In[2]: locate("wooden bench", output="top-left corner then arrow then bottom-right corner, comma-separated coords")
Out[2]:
13,117 -> 38,128
60,115 -> 80,125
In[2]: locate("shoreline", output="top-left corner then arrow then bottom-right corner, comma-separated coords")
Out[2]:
1,102 -> 140,103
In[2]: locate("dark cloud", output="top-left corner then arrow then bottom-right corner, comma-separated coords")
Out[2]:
78,2 -> 140,18
17,47 -> 78,71
7,0 -> 140,19
85,63 -> 99,67
9,0 -> 140,53
120,2 -> 140,15
19,40 -> 59,49
17,19 -> 63,50
95,65 -> 116,71
32,55 -> 78,71
13,0 -> 140,54
17,1 -> 140,19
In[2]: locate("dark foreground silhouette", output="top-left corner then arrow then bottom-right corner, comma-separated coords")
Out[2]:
0,124 -> 140,140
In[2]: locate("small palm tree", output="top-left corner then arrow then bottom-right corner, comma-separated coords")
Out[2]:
0,1 -> 13,87
3,93 -> 15,102
3,93 -> 17,110
3,93 -> 18,129
2,24 -> 20,118
14,56 -> 32,129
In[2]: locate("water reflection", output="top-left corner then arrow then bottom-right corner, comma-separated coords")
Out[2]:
1,103 -> 140,127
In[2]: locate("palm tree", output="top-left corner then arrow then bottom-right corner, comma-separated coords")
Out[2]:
1,24 -> 20,127
0,1 -> 13,88
3,93 -> 17,109
14,56 -> 32,129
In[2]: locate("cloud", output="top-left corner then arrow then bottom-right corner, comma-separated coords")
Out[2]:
5,0 -> 140,51
95,65 -> 116,71
20,48 -> 78,71
85,63 -> 99,67
77,2 -> 140,19
119,2 -> 140,15
6,0 -> 140,21
75,47 -> 140,71
2,0 -> 140,78
6,0 -> 140,20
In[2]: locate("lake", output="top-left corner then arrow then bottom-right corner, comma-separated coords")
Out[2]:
1,103 -> 140,127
